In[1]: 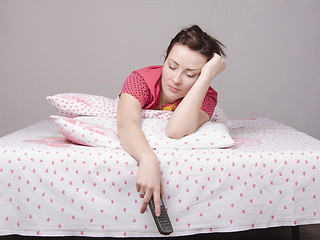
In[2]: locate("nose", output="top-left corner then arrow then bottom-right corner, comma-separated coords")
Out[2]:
172,72 -> 182,85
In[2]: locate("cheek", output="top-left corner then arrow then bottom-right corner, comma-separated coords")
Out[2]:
182,78 -> 197,93
161,69 -> 173,85
162,68 -> 171,79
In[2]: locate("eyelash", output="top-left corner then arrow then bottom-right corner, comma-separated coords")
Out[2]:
187,74 -> 196,78
169,65 -> 196,78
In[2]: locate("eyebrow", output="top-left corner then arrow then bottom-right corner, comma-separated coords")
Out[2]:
169,59 -> 200,71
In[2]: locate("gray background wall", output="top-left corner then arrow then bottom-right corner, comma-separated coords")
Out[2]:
1,0 -> 319,139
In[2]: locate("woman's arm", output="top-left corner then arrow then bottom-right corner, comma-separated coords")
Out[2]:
116,93 -> 163,217
166,53 -> 226,139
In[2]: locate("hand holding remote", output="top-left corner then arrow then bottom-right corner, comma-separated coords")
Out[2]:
148,196 -> 173,235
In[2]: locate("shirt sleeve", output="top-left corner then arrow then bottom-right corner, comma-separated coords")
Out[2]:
201,87 -> 217,119
120,72 -> 152,108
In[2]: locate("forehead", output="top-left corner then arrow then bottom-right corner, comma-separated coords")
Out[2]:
167,44 -> 207,70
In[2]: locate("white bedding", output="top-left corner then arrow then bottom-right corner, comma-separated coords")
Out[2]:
0,118 -> 320,237
51,115 -> 235,149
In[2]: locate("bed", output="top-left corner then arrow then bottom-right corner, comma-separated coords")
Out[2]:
0,93 -> 319,238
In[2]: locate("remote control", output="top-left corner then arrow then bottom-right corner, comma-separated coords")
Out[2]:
148,196 -> 173,235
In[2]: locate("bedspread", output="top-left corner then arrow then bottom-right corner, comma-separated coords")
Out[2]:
0,118 -> 320,237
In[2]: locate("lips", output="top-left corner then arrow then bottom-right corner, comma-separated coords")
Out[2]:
168,85 -> 181,93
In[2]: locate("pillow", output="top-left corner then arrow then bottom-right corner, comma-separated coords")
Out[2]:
51,116 -> 121,148
141,117 -> 234,149
47,93 -> 227,121
47,93 -> 174,119
47,93 -> 118,118
51,115 -> 234,149
211,106 -> 228,124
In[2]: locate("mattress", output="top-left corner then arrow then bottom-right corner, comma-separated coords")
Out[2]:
0,118 -> 319,237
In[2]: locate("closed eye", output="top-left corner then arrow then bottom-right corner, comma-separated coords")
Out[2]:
187,74 -> 197,78
186,72 -> 198,78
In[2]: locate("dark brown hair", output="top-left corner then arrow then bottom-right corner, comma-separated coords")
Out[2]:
165,25 -> 226,61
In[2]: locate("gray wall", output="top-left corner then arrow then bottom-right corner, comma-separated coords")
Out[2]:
1,0 -> 319,139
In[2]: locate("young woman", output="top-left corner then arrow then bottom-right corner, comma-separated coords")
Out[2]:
116,25 -> 226,217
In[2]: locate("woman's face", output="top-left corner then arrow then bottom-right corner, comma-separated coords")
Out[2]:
161,44 -> 207,105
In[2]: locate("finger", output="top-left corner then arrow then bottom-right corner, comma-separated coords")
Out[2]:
139,191 -> 146,198
139,186 -> 146,198
140,192 -> 151,214
153,190 -> 161,217
214,52 -> 222,58
160,181 -> 165,199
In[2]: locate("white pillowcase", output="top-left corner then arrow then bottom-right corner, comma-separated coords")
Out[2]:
47,93 -> 118,118
52,115 -> 234,150
51,116 -> 121,148
47,93 -> 228,122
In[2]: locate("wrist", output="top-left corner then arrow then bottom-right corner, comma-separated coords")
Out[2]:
195,74 -> 214,89
199,70 -> 217,82
138,150 -> 158,164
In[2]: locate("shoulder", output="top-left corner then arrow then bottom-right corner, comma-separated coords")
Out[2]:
124,65 -> 163,89
133,65 -> 163,81
202,87 -> 218,119
207,86 -> 217,98
207,87 -> 218,96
